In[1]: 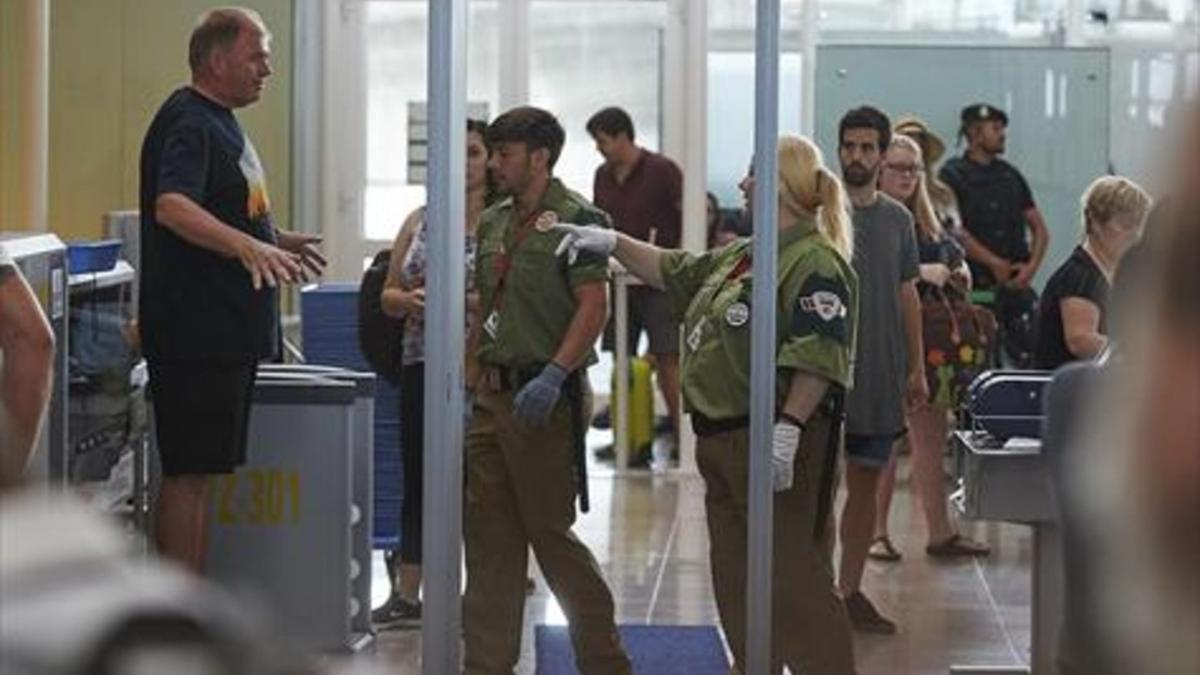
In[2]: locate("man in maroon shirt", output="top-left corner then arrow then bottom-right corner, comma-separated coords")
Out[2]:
588,107 -> 683,463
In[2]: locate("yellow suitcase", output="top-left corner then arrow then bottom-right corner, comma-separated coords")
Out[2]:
610,356 -> 655,458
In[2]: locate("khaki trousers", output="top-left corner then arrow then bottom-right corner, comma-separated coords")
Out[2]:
696,417 -> 855,675
463,384 -> 631,675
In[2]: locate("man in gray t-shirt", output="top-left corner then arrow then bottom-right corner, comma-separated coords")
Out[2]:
833,106 -> 928,636
846,195 -> 920,435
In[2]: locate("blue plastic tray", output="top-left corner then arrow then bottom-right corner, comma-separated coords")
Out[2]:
67,240 -> 122,274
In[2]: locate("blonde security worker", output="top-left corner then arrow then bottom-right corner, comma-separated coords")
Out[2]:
555,135 -> 858,674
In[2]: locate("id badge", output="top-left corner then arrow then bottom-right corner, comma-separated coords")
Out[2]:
483,310 -> 500,339
686,317 -> 706,351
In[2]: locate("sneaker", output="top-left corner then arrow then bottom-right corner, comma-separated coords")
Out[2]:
844,591 -> 897,634
371,593 -> 421,629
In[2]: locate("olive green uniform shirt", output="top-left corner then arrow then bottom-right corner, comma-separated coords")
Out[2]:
660,220 -> 859,420
475,178 -> 611,369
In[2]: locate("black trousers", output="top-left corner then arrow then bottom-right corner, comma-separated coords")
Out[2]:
399,362 -> 425,564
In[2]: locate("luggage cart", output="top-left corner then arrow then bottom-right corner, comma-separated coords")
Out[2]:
67,257 -> 150,533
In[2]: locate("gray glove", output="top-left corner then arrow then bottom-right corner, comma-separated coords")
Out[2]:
513,363 -> 568,429
771,421 -> 802,492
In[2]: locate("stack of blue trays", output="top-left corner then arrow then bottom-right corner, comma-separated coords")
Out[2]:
300,283 -> 403,550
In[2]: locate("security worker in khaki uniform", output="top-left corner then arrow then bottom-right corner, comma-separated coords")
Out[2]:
556,135 -> 858,674
464,106 -> 631,675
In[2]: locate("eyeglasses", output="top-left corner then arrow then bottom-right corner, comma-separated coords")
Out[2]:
884,163 -> 923,177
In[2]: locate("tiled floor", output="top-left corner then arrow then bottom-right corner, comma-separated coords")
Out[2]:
356,433 -> 1035,675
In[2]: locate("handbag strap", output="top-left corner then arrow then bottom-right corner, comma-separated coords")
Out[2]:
928,285 -> 962,345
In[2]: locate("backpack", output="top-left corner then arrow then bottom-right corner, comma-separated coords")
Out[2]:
357,249 -> 405,385
993,286 -> 1039,369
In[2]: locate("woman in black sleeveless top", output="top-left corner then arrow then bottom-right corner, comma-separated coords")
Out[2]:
1035,176 -> 1151,370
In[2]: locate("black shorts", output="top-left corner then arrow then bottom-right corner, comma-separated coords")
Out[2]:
602,285 -> 681,355
148,360 -> 257,477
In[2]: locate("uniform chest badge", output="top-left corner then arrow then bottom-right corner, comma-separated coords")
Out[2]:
725,302 -> 750,327
534,211 -> 559,232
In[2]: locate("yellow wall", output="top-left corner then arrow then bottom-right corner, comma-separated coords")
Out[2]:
45,0 -> 293,241
0,1 -> 44,233
1,3 -> 14,230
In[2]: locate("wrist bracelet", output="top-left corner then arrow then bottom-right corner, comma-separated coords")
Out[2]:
777,412 -> 807,432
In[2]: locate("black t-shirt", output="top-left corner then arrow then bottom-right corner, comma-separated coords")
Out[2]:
139,87 -> 279,363
1035,246 -> 1109,370
939,155 -> 1036,288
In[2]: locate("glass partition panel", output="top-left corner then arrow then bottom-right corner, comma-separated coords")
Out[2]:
363,1 -> 500,242
706,51 -> 804,207
815,45 -> 1110,288
530,1 -> 667,199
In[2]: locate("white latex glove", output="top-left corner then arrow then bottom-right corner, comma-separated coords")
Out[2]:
551,223 -> 617,264
771,422 -> 802,492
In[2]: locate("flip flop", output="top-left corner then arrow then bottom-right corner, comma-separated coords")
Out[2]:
926,533 -> 991,558
868,536 -> 902,562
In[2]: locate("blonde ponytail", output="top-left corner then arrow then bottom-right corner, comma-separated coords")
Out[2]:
776,135 -> 855,263
816,166 -> 853,262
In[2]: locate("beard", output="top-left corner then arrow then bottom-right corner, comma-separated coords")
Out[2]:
842,162 -> 876,187
490,166 -> 529,197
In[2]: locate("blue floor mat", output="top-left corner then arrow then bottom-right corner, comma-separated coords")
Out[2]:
535,624 -> 728,675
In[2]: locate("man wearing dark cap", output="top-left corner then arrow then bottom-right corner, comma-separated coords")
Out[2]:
939,103 -> 1050,291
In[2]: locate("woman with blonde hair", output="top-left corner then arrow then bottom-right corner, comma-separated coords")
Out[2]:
869,133 -> 991,564
553,134 -> 857,673
894,115 -> 960,229
1034,175 -> 1151,370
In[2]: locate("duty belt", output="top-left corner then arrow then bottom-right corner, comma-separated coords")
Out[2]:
479,366 -> 540,392
688,392 -> 845,541
479,365 -> 590,513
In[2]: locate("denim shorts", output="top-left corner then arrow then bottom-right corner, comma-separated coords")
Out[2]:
844,433 -> 898,469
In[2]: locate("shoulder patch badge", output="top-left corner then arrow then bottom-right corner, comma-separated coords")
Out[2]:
792,274 -> 849,343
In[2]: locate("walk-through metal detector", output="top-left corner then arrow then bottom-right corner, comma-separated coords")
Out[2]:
423,0 -> 468,672
419,1 -> 783,672
745,2 -> 783,674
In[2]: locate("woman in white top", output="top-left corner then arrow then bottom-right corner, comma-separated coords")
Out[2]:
373,119 -> 493,627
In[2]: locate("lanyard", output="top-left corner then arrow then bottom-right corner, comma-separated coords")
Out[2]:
725,253 -> 752,282
489,209 -> 544,312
